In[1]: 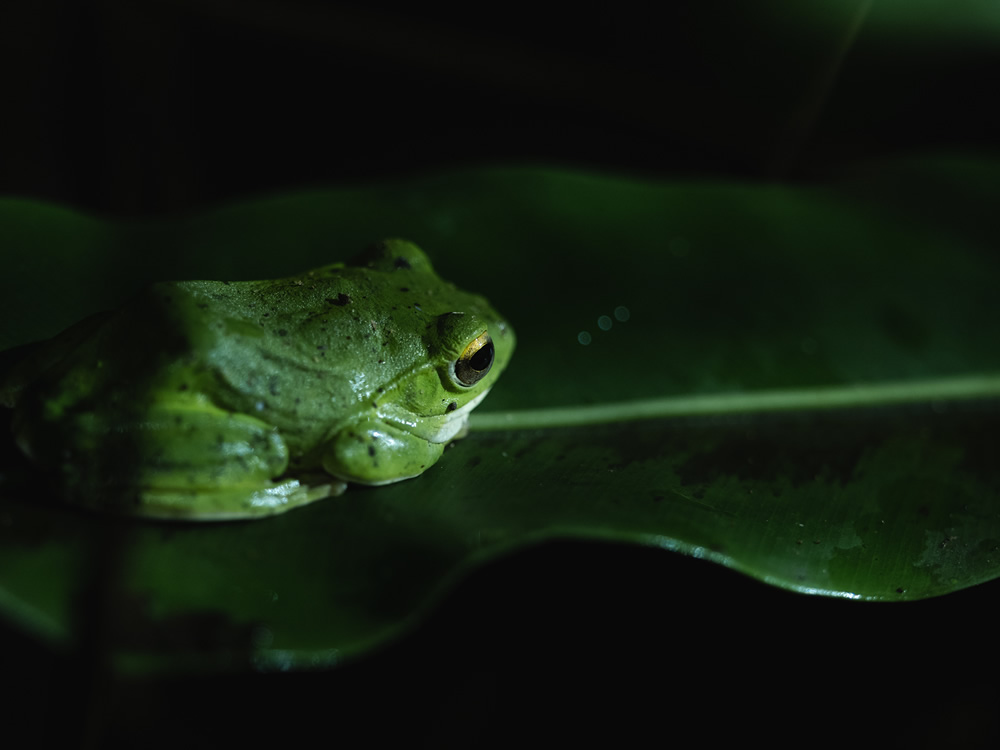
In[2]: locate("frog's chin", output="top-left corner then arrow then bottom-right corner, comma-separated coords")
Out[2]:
381,388 -> 491,444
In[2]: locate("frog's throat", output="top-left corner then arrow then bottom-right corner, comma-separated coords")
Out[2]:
381,388 -> 491,443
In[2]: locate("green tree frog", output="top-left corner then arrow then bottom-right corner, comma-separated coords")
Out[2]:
0,240 -> 514,520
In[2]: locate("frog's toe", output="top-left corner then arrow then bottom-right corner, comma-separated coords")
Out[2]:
131,477 -> 347,521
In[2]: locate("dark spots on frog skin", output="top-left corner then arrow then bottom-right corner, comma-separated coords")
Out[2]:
277,329 -> 288,337
178,383 -> 189,391
368,445 -> 377,458
446,402 -> 458,413
393,257 -> 412,270
268,378 -> 280,396
326,293 -> 351,306
250,432 -> 276,453
399,287 -> 410,293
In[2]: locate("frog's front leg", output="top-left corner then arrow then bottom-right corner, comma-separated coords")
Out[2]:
88,397 -> 343,520
321,422 -> 447,486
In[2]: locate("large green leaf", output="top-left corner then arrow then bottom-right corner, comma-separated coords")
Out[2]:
1,156 -> 999,672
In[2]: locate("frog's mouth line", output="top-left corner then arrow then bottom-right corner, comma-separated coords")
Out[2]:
382,388 -> 491,444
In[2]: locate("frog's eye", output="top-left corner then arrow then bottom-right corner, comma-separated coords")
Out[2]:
452,331 -> 494,387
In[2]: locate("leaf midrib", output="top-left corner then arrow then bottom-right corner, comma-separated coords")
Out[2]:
470,373 -> 1000,430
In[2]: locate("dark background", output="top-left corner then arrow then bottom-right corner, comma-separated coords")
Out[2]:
4,1 -> 998,216
3,1 -> 1000,746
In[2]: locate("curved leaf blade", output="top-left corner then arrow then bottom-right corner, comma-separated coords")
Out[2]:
1,157 -> 999,672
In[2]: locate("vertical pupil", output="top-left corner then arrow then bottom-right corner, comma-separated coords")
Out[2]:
469,340 -> 494,371
454,336 -> 494,386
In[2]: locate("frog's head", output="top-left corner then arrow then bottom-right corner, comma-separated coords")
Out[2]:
321,239 -> 515,486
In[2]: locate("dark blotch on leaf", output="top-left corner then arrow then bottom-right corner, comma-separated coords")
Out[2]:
674,413 -> 868,489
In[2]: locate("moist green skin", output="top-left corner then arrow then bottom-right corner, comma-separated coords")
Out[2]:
1,239 -> 515,520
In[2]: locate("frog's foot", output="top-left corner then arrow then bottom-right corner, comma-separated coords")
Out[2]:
54,397 -> 349,520
129,477 -> 348,521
